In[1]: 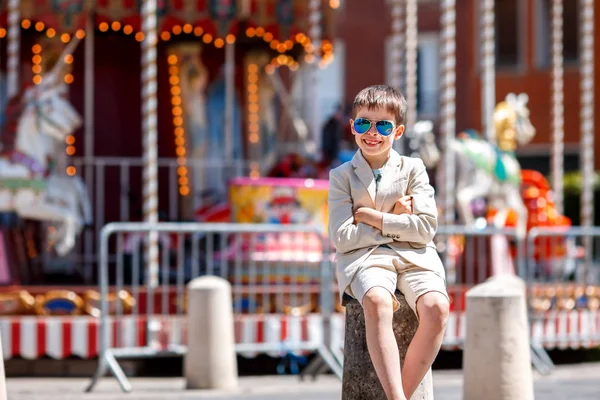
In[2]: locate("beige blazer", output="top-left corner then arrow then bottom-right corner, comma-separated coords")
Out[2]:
327,149 -> 444,300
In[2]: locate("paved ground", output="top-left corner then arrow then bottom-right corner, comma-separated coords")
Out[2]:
6,362 -> 600,399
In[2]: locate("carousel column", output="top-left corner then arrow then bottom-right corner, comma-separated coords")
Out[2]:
481,0 -> 495,141
440,0 -> 456,232
405,0 -> 418,136
308,0 -> 321,155
580,0 -> 595,273
389,0 -> 405,154
551,0 -> 565,214
141,0 -> 160,346
7,0 -> 20,99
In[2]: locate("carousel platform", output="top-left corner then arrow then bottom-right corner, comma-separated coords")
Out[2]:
0,284 -> 597,361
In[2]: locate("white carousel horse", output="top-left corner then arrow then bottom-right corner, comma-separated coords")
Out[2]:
408,93 -> 536,239
0,38 -> 92,256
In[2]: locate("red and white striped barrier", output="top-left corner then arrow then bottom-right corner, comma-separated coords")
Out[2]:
0,310 -> 598,360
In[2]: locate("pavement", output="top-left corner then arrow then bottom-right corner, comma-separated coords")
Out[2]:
6,362 -> 600,399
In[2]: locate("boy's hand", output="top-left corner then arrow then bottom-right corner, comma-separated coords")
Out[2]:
393,196 -> 413,215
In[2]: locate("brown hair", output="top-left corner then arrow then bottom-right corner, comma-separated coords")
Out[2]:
352,85 -> 407,125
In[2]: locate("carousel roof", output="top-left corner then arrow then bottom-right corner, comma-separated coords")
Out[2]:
0,0 -> 336,44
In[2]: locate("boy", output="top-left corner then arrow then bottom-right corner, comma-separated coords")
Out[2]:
328,85 -> 449,400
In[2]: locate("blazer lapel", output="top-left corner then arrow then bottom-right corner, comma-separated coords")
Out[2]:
375,150 -> 403,210
351,151 -> 376,206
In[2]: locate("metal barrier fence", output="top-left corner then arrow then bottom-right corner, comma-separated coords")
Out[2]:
84,222 -> 600,391
526,227 -> 600,358
85,222 -> 341,393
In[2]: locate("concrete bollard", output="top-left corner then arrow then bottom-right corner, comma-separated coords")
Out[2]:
342,291 -> 433,400
463,275 -> 534,400
184,276 -> 238,390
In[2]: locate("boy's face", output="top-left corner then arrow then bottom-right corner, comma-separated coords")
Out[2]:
350,107 -> 404,164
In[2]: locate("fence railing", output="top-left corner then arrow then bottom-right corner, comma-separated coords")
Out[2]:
83,222 -> 600,391
85,222 -> 340,393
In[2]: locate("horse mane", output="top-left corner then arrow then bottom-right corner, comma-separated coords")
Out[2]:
0,90 -> 26,155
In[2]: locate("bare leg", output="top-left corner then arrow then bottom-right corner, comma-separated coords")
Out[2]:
401,292 -> 449,399
362,287 -> 406,400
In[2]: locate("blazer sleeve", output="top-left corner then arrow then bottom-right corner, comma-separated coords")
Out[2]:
328,169 -> 394,253
380,159 -> 438,243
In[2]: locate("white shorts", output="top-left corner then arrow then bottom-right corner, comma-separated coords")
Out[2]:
346,247 -> 448,315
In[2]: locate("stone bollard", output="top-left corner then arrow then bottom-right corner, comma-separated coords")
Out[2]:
342,291 -> 433,400
463,275 -> 534,400
184,276 -> 238,390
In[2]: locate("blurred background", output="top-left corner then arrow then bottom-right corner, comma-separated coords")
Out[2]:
0,0 -> 599,393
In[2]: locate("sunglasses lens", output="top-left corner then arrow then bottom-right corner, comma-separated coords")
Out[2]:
353,118 -> 371,134
376,121 -> 395,136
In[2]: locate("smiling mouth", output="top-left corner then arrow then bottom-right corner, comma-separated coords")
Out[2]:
363,138 -> 382,146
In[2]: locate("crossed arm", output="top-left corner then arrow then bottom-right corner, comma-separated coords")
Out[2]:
327,160 -> 437,254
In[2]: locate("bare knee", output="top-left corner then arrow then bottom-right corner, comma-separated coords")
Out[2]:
417,292 -> 449,331
362,287 -> 394,318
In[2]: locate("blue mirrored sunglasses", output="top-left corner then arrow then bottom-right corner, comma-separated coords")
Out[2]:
353,118 -> 396,136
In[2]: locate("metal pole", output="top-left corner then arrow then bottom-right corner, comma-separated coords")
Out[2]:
308,0 -> 321,154
481,0 -> 495,141
440,0 -> 456,226
7,0 -> 20,99
84,10 -> 95,283
390,0 -> 405,154
224,39 -> 235,169
405,0 -> 418,132
141,0 -> 159,342
551,0 -> 565,214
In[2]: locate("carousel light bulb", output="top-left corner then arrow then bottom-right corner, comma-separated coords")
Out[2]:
32,65 -> 42,74
46,28 -> 56,38
66,146 -> 76,155
183,24 -> 193,34
21,20 -> 31,29
161,31 -> 171,41
214,38 -> 225,48
33,75 -> 42,85
64,54 -> 74,64
330,0 -> 340,9
202,34 -> 213,44
35,22 -> 45,31
246,27 -> 256,37
61,33 -> 71,43
32,54 -> 42,64
135,32 -> 145,42
64,74 -> 74,84
194,27 -> 203,36
32,44 -> 42,54
249,133 -> 259,143
263,32 -> 273,42
75,29 -> 85,39
66,166 -> 76,176
99,22 -> 109,32
226,34 -> 236,44
0,28 -> 6,38
172,25 -> 182,35
255,27 -> 265,37
167,54 -> 178,65
66,135 -> 75,145
111,21 -> 121,31
123,25 -> 133,35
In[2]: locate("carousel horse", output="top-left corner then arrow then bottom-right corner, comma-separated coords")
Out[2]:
0,38 -> 92,256
408,93 -> 536,239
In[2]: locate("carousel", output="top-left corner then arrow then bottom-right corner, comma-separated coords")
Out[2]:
0,0 -> 597,374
